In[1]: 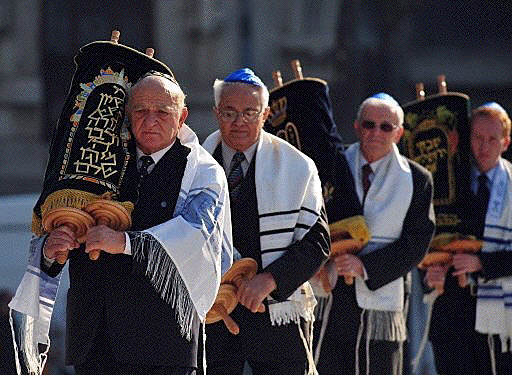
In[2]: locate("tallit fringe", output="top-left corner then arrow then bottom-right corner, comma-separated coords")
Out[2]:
313,293 -> 333,365
269,300 -> 316,326
411,289 -> 441,373
365,309 -> 407,341
10,311 -> 50,375
33,189 -> 134,235
131,232 -> 195,340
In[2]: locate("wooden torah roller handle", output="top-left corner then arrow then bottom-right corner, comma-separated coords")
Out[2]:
205,284 -> 240,335
222,258 -> 265,313
428,233 -> 482,288
84,200 -> 132,261
42,207 -> 95,264
222,258 -> 258,286
418,251 -> 453,294
328,216 -> 371,287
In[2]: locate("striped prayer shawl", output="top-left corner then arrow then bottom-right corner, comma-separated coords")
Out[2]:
133,124 -> 233,338
476,158 -> 512,352
203,129 -> 323,325
9,236 -> 61,375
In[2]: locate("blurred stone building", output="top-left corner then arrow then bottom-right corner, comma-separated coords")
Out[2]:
1,0 -> 511,196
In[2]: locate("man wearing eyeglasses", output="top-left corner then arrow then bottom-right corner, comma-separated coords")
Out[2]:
314,93 -> 435,375
202,68 -> 329,375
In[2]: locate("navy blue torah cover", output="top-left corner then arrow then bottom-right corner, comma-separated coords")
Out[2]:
32,40 -> 174,235
400,92 -> 471,233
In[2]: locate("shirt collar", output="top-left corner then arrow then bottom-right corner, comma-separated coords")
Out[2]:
136,140 -> 175,165
472,163 -> 499,184
221,141 -> 258,171
358,149 -> 392,174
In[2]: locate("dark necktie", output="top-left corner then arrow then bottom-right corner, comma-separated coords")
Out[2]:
135,155 -> 154,203
476,174 -> 490,237
362,164 -> 372,199
139,155 -> 154,179
227,152 -> 245,200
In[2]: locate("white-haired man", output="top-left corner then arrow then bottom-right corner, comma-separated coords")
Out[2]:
315,93 -> 435,375
15,73 -> 233,375
202,68 -> 329,375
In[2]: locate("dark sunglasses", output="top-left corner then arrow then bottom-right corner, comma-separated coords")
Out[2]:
360,120 -> 397,133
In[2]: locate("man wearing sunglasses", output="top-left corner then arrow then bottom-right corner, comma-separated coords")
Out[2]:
314,93 -> 435,375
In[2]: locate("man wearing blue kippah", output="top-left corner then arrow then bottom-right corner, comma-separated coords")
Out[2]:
202,68 -> 329,375
313,94 -> 435,374
425,102 -> 512,374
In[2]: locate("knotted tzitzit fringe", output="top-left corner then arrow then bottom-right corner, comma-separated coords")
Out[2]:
297,318 -> 318,375
313,293 -> 333,364
488,334 -> 497,375
355,309 -> 366,375
10,311 -> 51,375
411,289 -> 441,373
130,232 -> 195,340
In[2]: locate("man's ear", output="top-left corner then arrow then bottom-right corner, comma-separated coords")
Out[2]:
393,126 -> 405,143
262,107 -> 271,121
179,107 -> 189,126
503,135 -> 511,153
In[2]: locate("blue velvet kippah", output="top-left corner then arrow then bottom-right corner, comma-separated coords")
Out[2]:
481,101 -> 507,114
224,68 -> 265,87
371,92 -> 400,107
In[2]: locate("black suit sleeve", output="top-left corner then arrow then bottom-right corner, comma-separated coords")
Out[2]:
264,206 -> 330,301
362,162 -> 435,291
39,236 -> 66,278
480,251 -> 512,280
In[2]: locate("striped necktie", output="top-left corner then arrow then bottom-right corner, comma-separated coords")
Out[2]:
227,152 -> 245,200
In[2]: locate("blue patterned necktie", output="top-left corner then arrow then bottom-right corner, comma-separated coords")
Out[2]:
227,152 -> 245,200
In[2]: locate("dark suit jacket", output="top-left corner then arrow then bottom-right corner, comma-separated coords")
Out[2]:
324,149 -> 435,340
205,145 -> 329,362
43,140 -> 201,367
430,165 -> 512,344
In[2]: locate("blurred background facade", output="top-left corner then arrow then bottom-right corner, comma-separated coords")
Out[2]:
1,0 -> 512,196
1,1 -> 512,374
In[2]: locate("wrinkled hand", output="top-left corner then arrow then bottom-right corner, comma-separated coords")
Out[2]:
237,272 -> 276,313
452,253 -> 482,276
425,264 -> 450,290
84,225 -> 125,255
333,253 -> 364,279
44,226 -> 79,261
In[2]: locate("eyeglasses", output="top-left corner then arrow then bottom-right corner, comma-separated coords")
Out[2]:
360,120 -> 398,133
217,109 -> 262,123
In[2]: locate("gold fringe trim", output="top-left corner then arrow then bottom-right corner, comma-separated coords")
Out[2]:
32,189 -> 134,236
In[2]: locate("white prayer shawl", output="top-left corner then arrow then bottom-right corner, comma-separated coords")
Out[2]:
345,143 -> 413,312
475,158 -> 512,352
8,124 -> 233,374
137,124 -> 233,334
203,129 -> 322,325
9,236 -> 61,375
